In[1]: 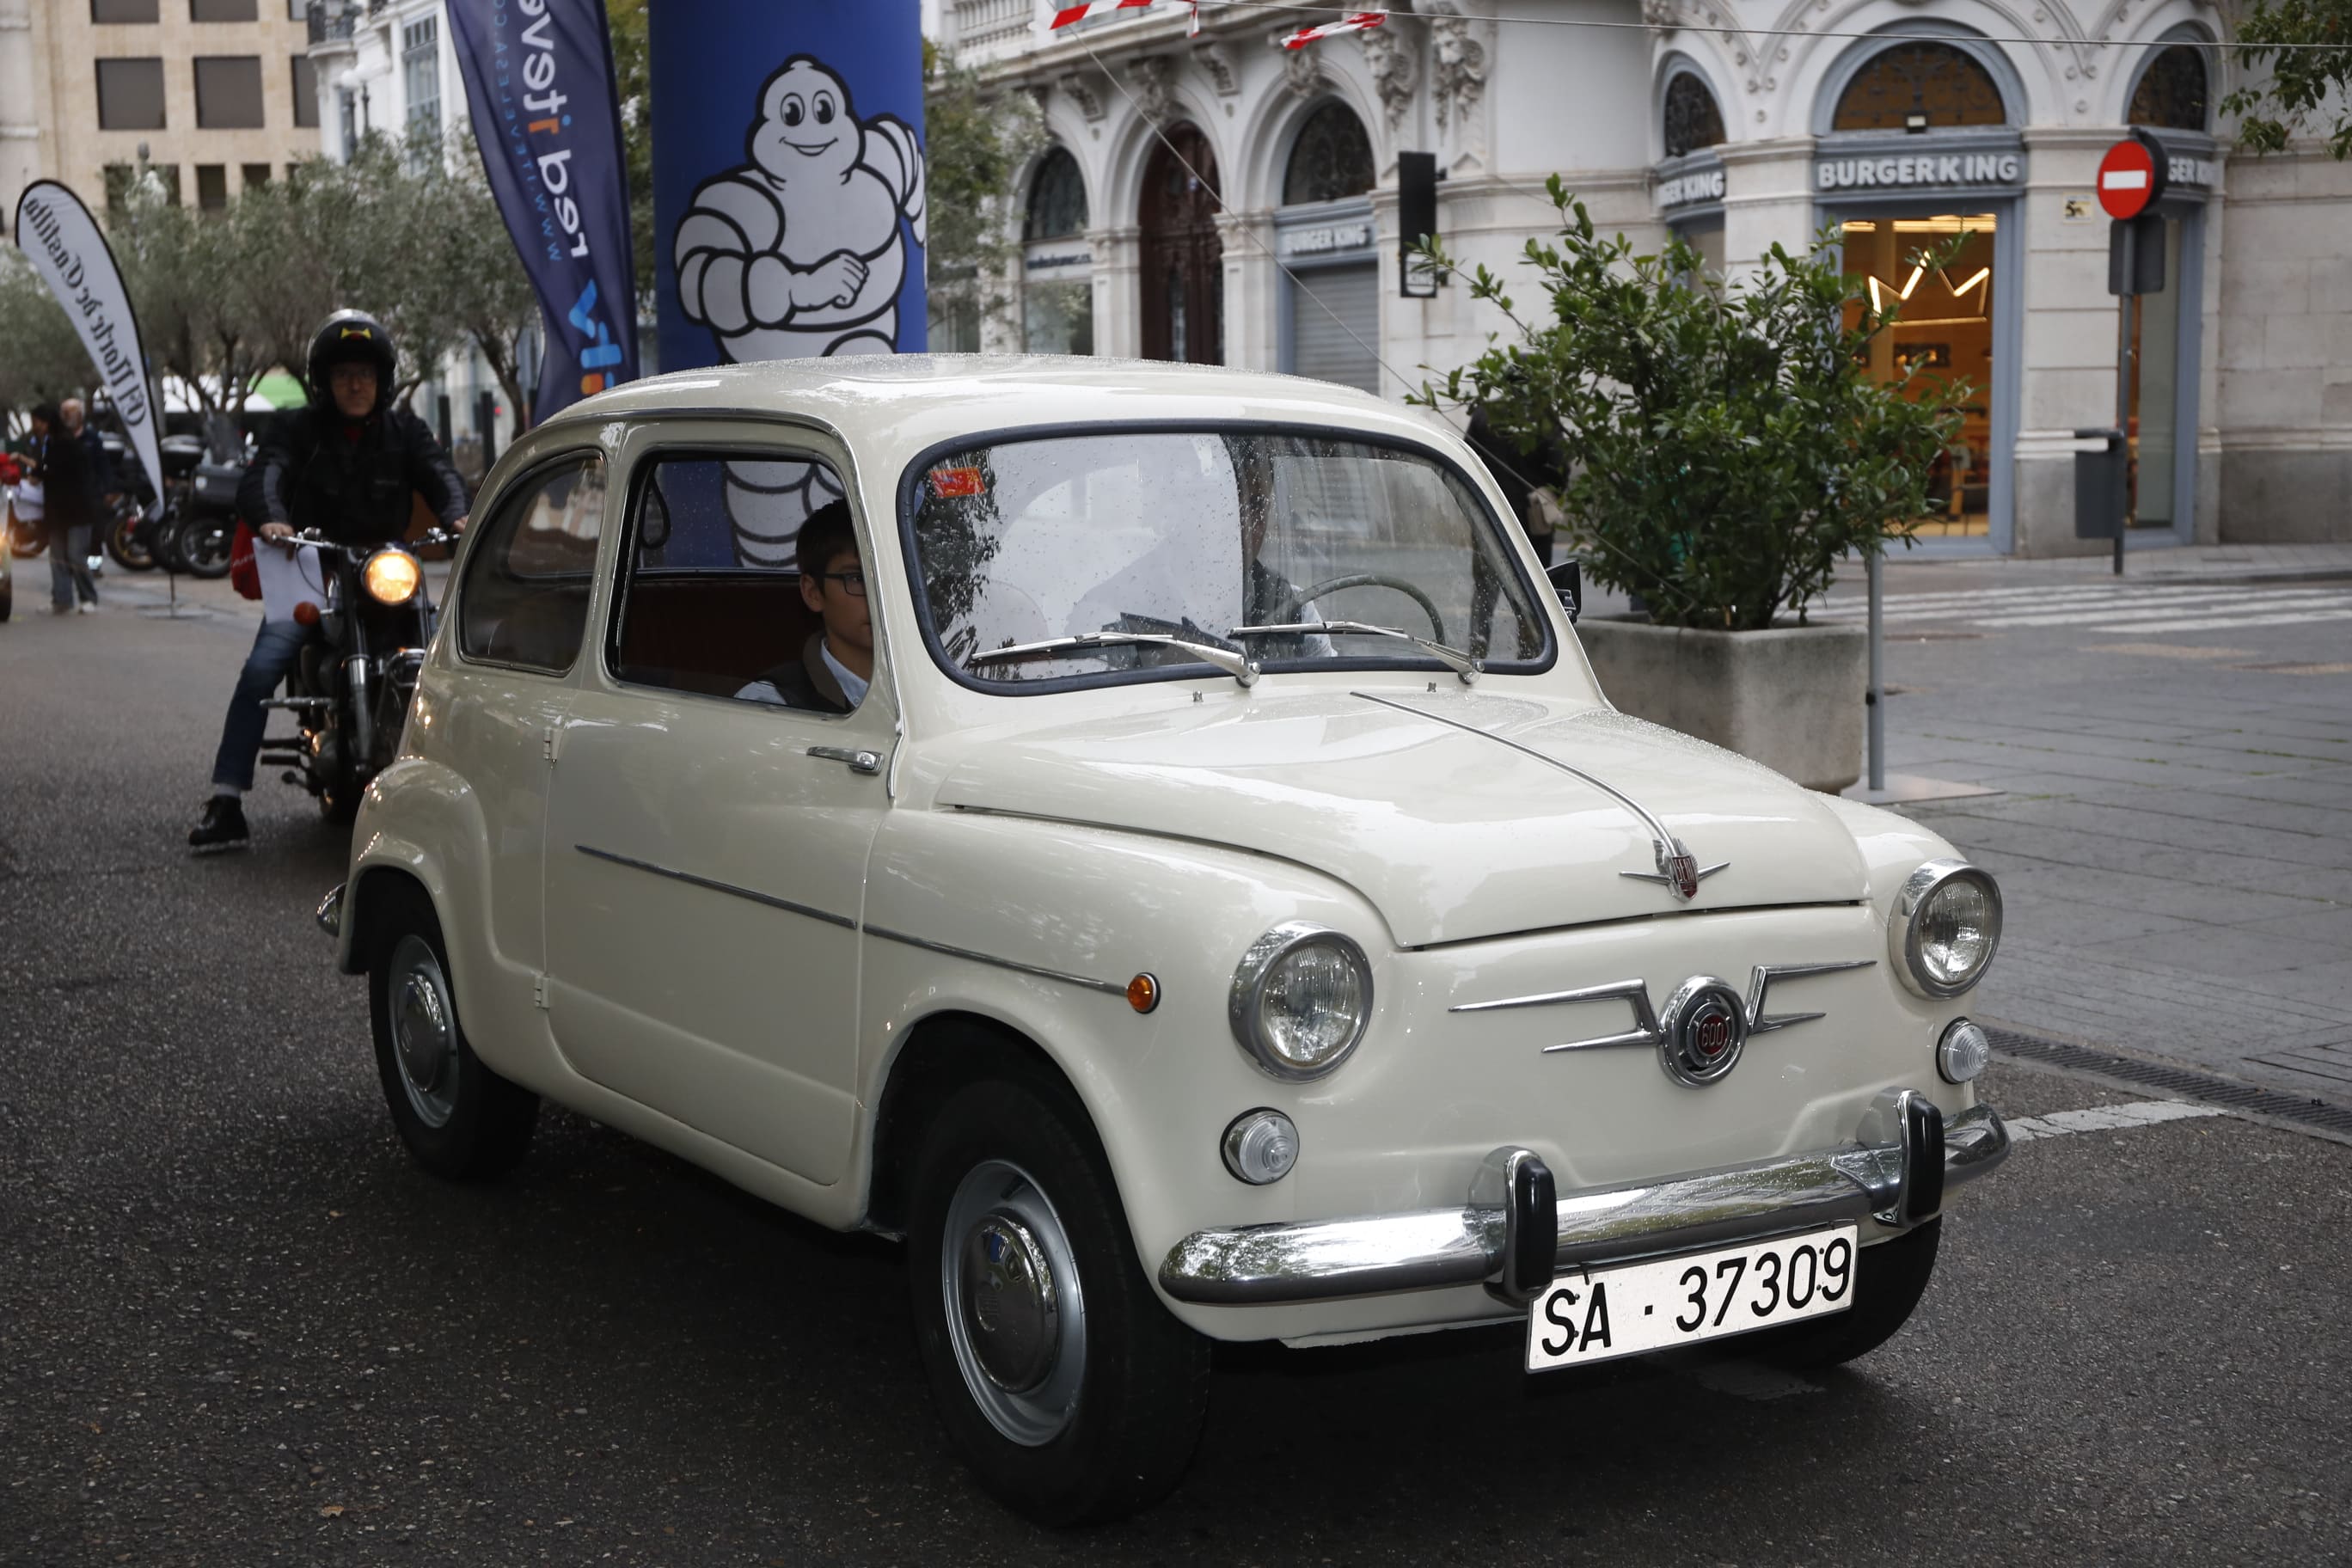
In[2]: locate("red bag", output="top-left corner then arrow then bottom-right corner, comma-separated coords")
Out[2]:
230,520 -> 262,600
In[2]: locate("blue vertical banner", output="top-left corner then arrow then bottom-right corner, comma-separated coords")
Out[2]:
448,0 -> 640,424
652,0 -> 926,560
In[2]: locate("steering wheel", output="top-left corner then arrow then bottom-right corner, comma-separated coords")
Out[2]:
1265,573 -> 1448,646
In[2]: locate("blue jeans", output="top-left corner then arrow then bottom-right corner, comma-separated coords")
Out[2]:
48,523 -> 95,608
211,618 -> 319,791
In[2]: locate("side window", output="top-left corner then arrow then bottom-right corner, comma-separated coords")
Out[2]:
607,453 -> 867,714
457,453 -> 607,673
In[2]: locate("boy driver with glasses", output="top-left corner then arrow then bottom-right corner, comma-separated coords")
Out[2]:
736,499 -> 871,714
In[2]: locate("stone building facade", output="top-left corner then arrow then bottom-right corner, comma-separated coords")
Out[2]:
949,0 -> 2351,554
0,0 -> 318,227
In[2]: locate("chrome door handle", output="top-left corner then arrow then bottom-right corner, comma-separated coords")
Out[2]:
807,744 -> 883,775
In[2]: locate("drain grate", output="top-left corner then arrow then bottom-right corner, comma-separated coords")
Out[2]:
1985,1027 -> 2352,1139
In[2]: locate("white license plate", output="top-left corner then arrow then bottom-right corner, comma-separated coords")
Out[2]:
1525,1225 -> 1859,1371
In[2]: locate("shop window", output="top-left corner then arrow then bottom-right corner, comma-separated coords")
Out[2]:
195,56 -> 266,128
1024,146 -> 1088,241
191,0 -> 259,19
1841,213 -> 1997,538
96,58 -> 167,130
196,164 -> 229,211
1662,73 -> 1725,159
291,54 -> 318,127
1283,102 -> 1375,206
1140,123 -> 1222,364
2129,46 -> 2209,132
92,0 -> 159,21
1832,43 -> 2006,132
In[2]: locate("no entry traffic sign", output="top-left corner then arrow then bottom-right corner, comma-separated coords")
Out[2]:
2097,133 -> 2168,221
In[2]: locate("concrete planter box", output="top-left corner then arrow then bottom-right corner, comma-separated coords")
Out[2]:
1574,617 -> 1867,793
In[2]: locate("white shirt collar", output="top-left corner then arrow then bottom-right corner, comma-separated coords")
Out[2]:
820,640 -> 870,708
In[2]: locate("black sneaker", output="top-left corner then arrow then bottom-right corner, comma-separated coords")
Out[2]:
189,796 -> 250,853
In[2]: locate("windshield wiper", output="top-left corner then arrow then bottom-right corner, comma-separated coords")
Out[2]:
1229,621 -> 1482,685
967,631 -> 1260,688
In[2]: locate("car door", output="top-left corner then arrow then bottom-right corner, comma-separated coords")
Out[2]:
437,447 -> 610,1015
539,427 -> 891,1186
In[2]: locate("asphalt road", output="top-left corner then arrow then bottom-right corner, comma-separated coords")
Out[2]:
3,585 -> 2349,1565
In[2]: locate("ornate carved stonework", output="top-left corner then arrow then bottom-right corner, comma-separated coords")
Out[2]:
1129,55 -> 1177,123
1192,38 -> 1240,96
1060,70 -> 1106,122
1428,14 -> 1487,132
1276,30 -> 1328,98
1642,0 -> 1678,28
1359,18 -> 1419,129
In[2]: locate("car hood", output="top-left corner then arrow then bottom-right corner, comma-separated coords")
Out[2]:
929,688 -> 1868,946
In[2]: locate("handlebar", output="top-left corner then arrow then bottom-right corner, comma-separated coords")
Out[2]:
290,526 -> 460,556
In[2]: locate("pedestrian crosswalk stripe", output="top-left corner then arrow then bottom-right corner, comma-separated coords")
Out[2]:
1808,582 -> 2352,634
2003,1099 -> 2226,1142
2095,606 -> 2352,634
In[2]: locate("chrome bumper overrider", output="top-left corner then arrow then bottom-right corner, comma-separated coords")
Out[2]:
316,882 -> 344,939
1158,1091 -> 2008,1307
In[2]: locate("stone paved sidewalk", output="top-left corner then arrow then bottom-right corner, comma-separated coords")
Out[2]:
1841,563 -> 2352,1106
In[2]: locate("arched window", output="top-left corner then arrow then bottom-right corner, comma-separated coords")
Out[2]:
1282,101 -> 1375,205
1831,42 -> 2007,132
1663,72 -> 1725,159
1024,146 -> 1088,242
2130,46 -> 2210,131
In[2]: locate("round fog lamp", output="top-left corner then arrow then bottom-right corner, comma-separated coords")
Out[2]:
1222,1109 -> 1300,1185
362,548 -> 422,606
1938,1018 -> 1992,1084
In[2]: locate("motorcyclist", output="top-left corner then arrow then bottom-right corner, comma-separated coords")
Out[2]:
188,310 -> 469,852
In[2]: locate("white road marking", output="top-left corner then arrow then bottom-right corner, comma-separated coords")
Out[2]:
1812,589 -> 2352,627
2004,1099 -> 2227,1142
2089,607 -> 2352,634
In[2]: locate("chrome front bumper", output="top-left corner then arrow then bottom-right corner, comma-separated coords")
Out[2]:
1159,1091 -> 2008,1307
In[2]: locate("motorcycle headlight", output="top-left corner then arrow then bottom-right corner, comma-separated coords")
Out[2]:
361,548 -> 421,606
1228,922 -> 1373,1081
1890,859 -> 2002,998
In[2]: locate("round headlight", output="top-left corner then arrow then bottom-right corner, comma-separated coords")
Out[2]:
1228,922 -> 1372,1081
1890,859 -> 2002,998
362,548 -> 421,606
1938,1018 -> 1992,1084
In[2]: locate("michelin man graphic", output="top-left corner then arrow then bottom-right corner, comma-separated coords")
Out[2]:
674,55 -> 927,563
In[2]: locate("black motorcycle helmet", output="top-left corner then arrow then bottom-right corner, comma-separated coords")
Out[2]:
306,309 -> 399,416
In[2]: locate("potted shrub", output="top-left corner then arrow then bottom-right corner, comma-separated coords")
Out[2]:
1415,182 -> 1963,792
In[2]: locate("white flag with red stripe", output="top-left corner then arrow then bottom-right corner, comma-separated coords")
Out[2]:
1048,0 -> 1154,29
1278,10 -> 1386,47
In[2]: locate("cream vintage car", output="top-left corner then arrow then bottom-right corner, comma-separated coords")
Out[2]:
318,357 -> 2009,1524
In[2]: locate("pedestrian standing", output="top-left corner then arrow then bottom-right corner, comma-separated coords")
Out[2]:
41,398 -> 102,614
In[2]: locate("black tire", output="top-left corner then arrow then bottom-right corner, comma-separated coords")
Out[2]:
0,577 -> 11,622
106,510 -> 156,571
1756,1218 -> 1941,1369
178,517 -> 232,579
907,1076 -> 1210,1526
367,881 -> 539,1179
149,514 -> 188,574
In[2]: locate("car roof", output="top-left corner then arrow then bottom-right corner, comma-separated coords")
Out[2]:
537,354 -> 1460,456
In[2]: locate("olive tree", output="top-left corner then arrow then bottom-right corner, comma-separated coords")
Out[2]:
1413,182 -> 1964,630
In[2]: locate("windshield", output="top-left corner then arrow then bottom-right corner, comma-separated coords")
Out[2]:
904,430 -> 1553,689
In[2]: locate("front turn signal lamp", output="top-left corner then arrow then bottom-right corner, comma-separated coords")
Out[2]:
361,547 -> 422,606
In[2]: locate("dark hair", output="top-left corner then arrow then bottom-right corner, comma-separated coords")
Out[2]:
28,402 -> 59,427
794,499 -> 856,579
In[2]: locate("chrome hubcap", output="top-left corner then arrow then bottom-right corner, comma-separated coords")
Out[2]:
941,1160 -> 1086,1446
387,934 -> 458,1129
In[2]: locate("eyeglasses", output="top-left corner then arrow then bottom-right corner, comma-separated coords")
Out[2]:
813,568 -> 867,599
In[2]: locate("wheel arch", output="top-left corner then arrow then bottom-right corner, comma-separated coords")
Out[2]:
863,1008 -> 1097,1238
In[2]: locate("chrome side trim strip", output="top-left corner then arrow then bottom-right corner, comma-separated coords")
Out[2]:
863,924 -> 1131,998
573,845 -> 857,929
1747,959 -> 1877,1034
1157,1100 -> 2009,1306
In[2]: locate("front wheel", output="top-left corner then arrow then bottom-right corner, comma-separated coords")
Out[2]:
367,882 -> 539,1179
177,516 -> 233,578
106,508 -> 156,571
908,1077 -> 1209,1525
1755,1217 -> 1941,1369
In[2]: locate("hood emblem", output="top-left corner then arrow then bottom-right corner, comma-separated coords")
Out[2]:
1621,836 -> 1729,902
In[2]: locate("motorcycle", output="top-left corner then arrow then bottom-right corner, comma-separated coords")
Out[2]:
260,528 -> 450,824
124,433 -> 241,579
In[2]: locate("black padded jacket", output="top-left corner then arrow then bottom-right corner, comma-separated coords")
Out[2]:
238,404 -> 467,547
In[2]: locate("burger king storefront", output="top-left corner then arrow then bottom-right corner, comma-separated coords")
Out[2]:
1651,25 -> 2222,556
